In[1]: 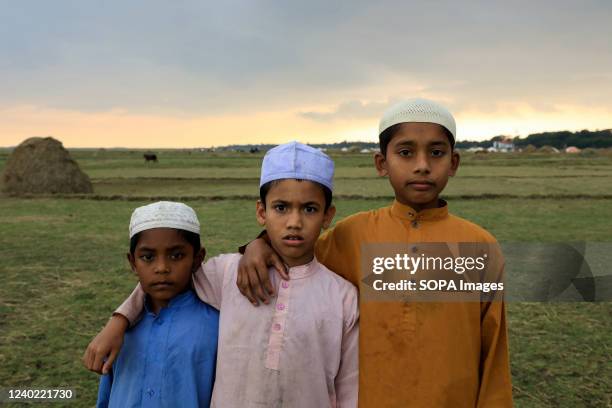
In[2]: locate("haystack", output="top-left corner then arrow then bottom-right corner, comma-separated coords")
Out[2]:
522,144 -> 537,153
2,137 -> 93,195
538,145 -> 560,154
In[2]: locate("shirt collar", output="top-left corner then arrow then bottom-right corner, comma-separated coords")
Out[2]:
284,256 -> 319,280
390,199 -> 449,221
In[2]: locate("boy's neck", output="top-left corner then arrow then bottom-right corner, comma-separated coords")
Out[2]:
271,244 -> 315,269
396,198 -> 444,212
149,298 -> 168,315
146,287 -> 190,315
284,255 -> 315,268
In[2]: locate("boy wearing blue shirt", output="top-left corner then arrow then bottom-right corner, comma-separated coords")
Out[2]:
96,201 -> 219,408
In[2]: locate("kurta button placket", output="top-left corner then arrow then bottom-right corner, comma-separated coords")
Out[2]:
265,273 -> 292,371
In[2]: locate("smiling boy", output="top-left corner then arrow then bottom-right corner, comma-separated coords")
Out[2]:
238,99 -> 513,407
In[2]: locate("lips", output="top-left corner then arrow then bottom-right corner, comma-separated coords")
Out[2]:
151,281 -> 174,289
282,234 -> 304,246
407,180 -> 435,191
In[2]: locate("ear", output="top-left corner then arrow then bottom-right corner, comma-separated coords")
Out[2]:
449,151 -> 461,177
127,253 -> 137,275
322,205 -> 336,229
374,152 -> 388,177
192,247 -> 206,273
256,199 -> 266,226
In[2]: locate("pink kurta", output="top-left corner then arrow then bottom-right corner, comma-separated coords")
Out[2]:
116,253 -> 359,408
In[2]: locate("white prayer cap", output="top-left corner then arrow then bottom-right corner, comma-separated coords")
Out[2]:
129,201 -> 200,239
379,98 -> 456,143
260,141 -> 334,191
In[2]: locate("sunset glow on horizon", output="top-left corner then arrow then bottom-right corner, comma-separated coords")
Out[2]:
1,102 -> 609,149
1,2 -> 610,148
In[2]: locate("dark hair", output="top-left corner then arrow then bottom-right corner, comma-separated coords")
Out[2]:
379,123 -> 455,156
259,179 -> 333,211
130,229 -> 201,255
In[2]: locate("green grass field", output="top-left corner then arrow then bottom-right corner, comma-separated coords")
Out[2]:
0,149 -> 611,407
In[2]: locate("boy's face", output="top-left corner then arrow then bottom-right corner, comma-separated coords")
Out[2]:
256,179 -> 335,267
127,228 -> 204,313
375,122 -> 460,211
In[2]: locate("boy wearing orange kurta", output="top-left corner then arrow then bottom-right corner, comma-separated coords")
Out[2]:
240,98 -> 513,407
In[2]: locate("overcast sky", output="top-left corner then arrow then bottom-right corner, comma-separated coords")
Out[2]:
1,0 -> 611,147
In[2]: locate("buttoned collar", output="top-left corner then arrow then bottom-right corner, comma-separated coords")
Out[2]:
390,199 -> 449,221
284,256 -> 320,280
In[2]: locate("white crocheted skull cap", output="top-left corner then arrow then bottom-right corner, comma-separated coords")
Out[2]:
379,98 -> 456,143
129,201 -> 200,238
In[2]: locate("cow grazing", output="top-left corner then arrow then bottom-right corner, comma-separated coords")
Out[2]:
143,153 -> 158,163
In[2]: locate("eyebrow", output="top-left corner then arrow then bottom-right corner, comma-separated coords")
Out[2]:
270,199 -> 321,207
395,140 -> 449,148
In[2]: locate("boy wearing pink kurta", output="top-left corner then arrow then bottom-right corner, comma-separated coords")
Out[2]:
113,142 -> 359,407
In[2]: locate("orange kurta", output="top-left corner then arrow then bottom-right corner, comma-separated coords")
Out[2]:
315,200 -> 513,408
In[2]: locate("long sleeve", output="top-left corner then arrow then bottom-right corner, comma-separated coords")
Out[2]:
114,256 -> 228,324
96,369 -> 113,408
335,288 -> 359,408
476,300 -> 513,407
476,241 -> 513,406
114,284 -> 145,326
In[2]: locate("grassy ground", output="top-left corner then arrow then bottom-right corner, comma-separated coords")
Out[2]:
0,149 -> 611,407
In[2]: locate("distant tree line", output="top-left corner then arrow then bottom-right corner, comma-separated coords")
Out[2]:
456,129 -> 612,149
214,129 -> 611,151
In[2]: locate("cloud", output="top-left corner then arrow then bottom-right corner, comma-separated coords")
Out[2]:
0,0 -> 611,143
299,99 -> 394,122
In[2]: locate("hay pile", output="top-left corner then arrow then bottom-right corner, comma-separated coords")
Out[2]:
538,145 -> 560,154
522,144 -> 537,153
2,137 -> 93,195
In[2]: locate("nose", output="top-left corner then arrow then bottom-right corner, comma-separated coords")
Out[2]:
286,209 -> 303,229
154,258 -> 170,274
413,151 -> 431,174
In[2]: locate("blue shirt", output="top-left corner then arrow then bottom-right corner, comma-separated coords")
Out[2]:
96,289 -> 219,408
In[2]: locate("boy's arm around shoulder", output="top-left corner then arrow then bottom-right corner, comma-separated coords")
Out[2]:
192,253 -> 242,310
83,285 -> 145,375
83,254 -> 235,375
335,282 -> 359,407
115,284 -> 146,326
316,213 -> 368,286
